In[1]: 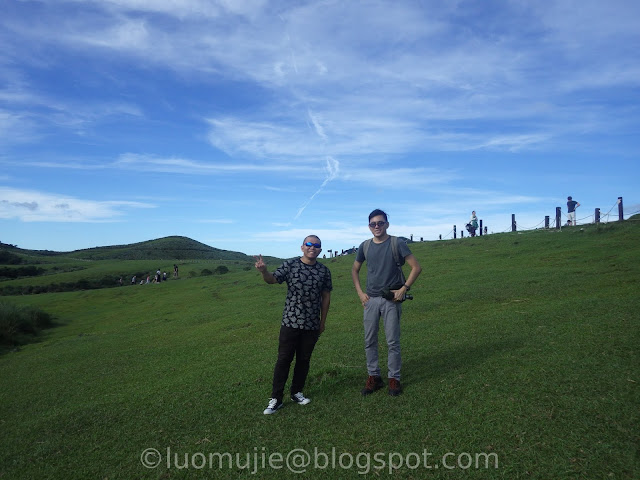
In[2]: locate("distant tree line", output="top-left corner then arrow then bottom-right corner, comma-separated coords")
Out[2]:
0,266 -> 231,296
0,251 -> 23,265
0,266 -> 46,280
0,275 -> 123,296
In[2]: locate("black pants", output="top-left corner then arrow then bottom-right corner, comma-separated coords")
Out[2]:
271,325 -> 320,401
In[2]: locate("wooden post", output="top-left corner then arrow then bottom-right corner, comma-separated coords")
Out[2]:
512,214 -> 516,232
618,197 -> 624,221
595,208 -> 600,223
545,216 -> 549,229
555,207 -> 561,229
453,225 -> 457,239
479,219 -> 483,236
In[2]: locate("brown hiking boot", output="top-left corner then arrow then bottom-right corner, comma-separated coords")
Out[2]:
388,378 -> 403,396
361,375 -> 384,395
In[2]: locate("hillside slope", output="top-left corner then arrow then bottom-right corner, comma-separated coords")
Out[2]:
0,236 -> 281,262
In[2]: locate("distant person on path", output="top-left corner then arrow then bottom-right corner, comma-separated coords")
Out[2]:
174,264 -> 179,278
468,211 -> 479,237
567,196 -> 580,226
352,209 -> 422,397
255,235 -> 332,415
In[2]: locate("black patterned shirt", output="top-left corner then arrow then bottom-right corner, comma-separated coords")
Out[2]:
272,258 -> 333,330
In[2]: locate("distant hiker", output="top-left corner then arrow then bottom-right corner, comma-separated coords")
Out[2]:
567,196 -> 580,226
163,272 -> 167,281
255,235 -> 332,415
352,209 -> 422,397
467,210 -> 479,237
174,264 -> 179,278
131,275 -> 136,285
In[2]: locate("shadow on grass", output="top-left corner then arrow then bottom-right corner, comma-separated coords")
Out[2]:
403,337 -> 526,386
309,337 -> 525,393
0,321 -> 64,355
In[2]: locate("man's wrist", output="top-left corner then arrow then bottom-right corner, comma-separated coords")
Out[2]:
403,284 -> 410,291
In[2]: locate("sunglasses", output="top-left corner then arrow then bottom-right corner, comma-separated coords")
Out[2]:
304,242 -> 322,248
369,221 -> 387,228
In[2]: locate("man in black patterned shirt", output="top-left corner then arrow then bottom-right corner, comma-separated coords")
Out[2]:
255,235 -> 332,415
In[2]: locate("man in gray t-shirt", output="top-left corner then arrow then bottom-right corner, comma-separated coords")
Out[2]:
352,209 -> 422,396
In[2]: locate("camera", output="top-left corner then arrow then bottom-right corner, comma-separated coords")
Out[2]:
381,285 -> 413,302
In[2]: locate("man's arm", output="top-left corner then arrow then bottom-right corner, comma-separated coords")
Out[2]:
393,254 -> 422,302
319,290 -> 331,333
352,260 -> 369,306
254,254 -> 278,284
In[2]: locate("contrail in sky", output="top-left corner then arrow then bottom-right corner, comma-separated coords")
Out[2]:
294,155 -> 339,220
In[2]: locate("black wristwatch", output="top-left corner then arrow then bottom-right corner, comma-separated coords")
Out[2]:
403,284 -> 410,291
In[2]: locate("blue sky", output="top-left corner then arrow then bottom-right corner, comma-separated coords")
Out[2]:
1,0 -> 639,259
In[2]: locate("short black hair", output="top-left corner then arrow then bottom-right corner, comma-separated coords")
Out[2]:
368,209 -> 388,222
303,234 -> 321,245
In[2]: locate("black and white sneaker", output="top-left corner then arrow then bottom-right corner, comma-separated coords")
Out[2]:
263,398 -> 283,415
290,392 -> 311,405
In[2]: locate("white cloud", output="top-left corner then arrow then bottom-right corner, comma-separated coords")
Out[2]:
0,187 -> 154,222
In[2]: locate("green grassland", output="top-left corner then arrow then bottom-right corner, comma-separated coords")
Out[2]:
0,222 -> 638,479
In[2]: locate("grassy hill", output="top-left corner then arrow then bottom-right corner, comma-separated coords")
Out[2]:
0,236 -> 282,295
0,235 -> 276,262
0,221 -> 638,479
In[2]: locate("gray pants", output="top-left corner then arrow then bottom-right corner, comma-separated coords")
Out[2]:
363,296 -> 402,380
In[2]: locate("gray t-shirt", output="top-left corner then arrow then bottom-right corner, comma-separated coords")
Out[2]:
355,237 -> 412,297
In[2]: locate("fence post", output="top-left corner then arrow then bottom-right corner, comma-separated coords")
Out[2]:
545,216 -> 549,229
618,197 -> 624,221
595,208 -> 600,223
453,225 -> 457,239
555,207 -> 561,229
512,214 -> 516,232
479,219 -> 483,236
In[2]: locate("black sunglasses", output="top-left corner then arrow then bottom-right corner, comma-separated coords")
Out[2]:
304,242 -> 321,248
369,221 -> 387,228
